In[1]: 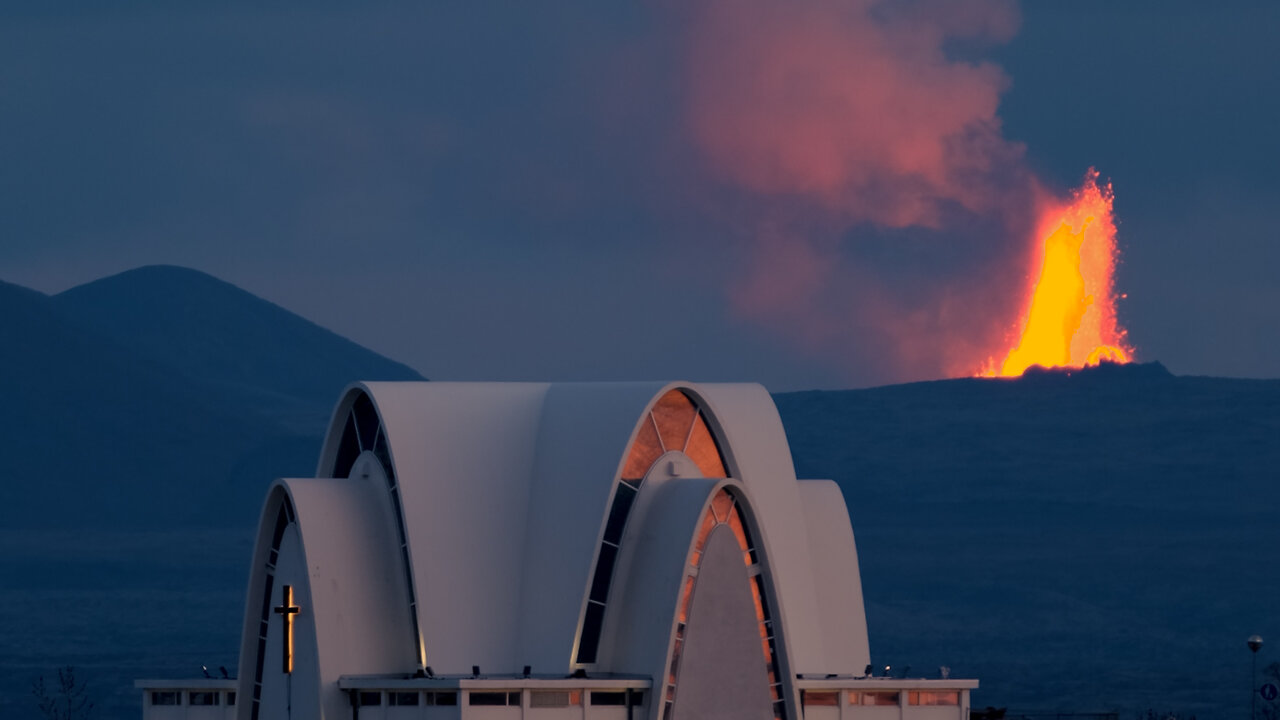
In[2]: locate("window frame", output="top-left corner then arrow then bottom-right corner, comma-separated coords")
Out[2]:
574,389 -> 733,667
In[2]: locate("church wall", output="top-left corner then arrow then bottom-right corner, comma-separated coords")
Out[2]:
340,687 -> 648,720
127,378 -> 999,720
315,381 -> 865,685
847,708 -> 901,720
516,382 -> 672,674
235,486 -> 295,720
235,475 -> 422,720
358,382 -> 550,674
668,524 -> 775,720
795,480 -> 871,673
137,681 -> 239,720
246,505 -> 321,720
601,475 -> 802,720
795,682 -> 976,720
217,381 -> 897,720
695,384 -> 828,676
346,702 -> 463,720
288,474 -> 420,717
599,477 -> 718,680
525,704 -> 586,720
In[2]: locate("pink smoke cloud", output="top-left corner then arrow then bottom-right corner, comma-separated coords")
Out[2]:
686,0 -> 1023,227
678,0 -> 1038,383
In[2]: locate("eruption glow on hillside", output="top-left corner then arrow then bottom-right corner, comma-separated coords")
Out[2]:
985,170 -> 1133,377
677,0 -> 1139,384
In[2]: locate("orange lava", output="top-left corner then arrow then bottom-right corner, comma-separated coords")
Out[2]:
986,169 -> 1132,376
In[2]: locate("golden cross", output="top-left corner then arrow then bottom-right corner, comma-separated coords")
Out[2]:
273,585 -> 300,674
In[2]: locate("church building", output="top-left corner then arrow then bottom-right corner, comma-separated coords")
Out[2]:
138,381 -> 976,720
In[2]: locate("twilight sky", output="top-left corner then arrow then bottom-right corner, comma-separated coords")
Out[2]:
3,1 -> 1277,390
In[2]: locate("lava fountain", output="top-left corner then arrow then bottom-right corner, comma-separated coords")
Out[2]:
986,169 -> 1133,376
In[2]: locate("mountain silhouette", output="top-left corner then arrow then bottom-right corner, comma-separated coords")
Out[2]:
1,266 -> 423,528
52,265 -> 421,428
774,362 -> 1280,717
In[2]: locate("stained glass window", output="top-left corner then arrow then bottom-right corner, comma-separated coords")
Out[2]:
575,389 -> 731,665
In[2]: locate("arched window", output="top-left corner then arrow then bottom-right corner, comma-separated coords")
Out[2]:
664,488 -> 785,720
330,391 -> 393,481
575,389 -> 730,665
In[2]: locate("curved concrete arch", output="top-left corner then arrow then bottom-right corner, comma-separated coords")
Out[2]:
603,476 -> 722,682
352,382 -> 552,673
796,479 -> 871,673
314,384 -> 424,669
235,472 -> 418,720
557,383 -> 738,668
235,483 -> 297,720
694,384 -> 828,675
516,381 -> 673,672
604,477 -> 798,720
214,380 -> 899,720
289,381 -> 865,687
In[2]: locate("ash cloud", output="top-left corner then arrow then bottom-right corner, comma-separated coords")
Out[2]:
672,0 -> 1041,382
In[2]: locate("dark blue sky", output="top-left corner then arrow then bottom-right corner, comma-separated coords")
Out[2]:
3,2 -> 1276,390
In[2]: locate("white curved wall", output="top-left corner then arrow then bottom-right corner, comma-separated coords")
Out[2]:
796,479 -> 871,673
287,469 -> 420,717
359,382 -> 551,675
257,517 -> 317,720
695,384 -> 828,675
516,381 -> 673,672
605,477 -> 721,677
236,485 -> 291,720
235,473 -> 419,720
277,381 -> 873,698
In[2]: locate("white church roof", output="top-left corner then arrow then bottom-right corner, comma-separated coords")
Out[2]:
211,381 -> 969,720
295,381 -> 870,679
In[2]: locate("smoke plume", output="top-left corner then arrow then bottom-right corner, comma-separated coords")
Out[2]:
677,0 -> 1039,383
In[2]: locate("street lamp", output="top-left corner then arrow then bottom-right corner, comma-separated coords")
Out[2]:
1249,635 -> 1264,720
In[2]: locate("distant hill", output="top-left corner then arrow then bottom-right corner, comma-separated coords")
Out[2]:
0,266 -> 424,529
774,363 -> 1280,717
53,266 -> 421,431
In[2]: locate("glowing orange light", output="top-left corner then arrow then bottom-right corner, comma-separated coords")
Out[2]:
986,169 -> 1133,376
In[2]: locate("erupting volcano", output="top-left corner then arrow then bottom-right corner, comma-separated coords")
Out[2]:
986,170 -> 1133,377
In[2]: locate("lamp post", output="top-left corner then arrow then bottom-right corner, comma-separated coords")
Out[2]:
1249,635 -> 1264,720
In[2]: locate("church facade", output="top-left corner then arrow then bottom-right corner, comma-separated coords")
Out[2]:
138,382 -> 975,720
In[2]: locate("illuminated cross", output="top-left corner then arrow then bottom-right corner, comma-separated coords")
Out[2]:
273,585 -> 300,674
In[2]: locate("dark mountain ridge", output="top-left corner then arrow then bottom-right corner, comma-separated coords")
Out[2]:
775,362 -> 1280,717
0,265 -> 423,529
52,265 -> 421,429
